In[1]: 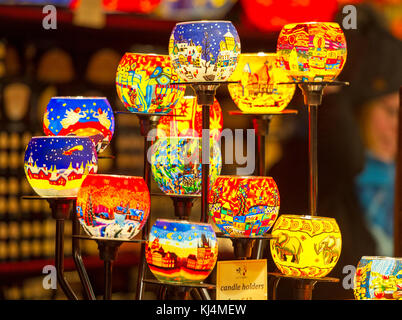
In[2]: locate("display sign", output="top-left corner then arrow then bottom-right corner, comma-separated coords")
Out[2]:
216,259 -> 267,300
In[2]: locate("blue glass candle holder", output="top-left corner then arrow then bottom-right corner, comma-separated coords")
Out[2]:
24,136 -> 98,197
354,256 -> 402,300
43,96 -> 115,153
169,20 -> 241,82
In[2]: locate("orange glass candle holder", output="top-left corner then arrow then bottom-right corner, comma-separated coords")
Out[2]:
76,174 -> 150,240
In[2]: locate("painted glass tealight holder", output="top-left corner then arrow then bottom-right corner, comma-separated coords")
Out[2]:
43,96 -> 115,153
115,53 -> 185,114
209,176 -> 280,237
24,136 -> 98,197
157,95 -> 223,142
228,53 -> 295,113
76,174 -> 150,240
276,22 -> 347,82
270,214 -> 342,278
169,20 -> 241,82
354,256 -> 402,300
151,137 -> 222,195
146,219 -> 218,284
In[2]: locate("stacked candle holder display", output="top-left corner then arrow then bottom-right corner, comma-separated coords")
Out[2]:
22,20 -> 393,301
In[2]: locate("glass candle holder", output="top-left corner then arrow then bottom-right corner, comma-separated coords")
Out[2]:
76,174 -> 150,240
169,20 -> 241,82
116,53 -> 185,113
270,214 -> 342,278
228,53 -> 295,113
43,96 -> 115,153
151,137 -> 222,195
208,176 -> 280,237
156,95 -> 222,141
276,22 -> 347,82
354,256 -> 402,300
24,136 -> 98,197
146,219 -> 218,284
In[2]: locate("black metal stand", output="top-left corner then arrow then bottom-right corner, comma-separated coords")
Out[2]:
73,235 -> 144,300
22,196 -> 79,300
279,81 -> 349,216
190,83 -> 221,224
268,272 -> 339,300
143,279 -> 215,300
71,203 -> 96,300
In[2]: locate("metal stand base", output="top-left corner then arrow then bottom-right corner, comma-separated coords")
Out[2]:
268,272 -> 339,300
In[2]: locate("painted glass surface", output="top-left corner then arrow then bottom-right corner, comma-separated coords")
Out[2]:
151,137 -> 222,195
43,97 -> 115,153
116,53 -> 185,114
209,176 -> 280,237
169,20 -> 240,82
76,174 -> 150,240
24,136 -> 98,197
146,219 -> 218,283
228,53 -> 295,113
277,22 -> 347,82
270,215 -> 342,278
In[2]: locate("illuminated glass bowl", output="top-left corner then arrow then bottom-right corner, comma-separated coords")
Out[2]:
43,96 -> 115,153
146,219 -> 218,284
209,176 -> 280,237
76,174 -> 150,240
115,53 -> 185,114
156,95 -> 223,141
169,20 -> 241,82
24,136 -> 98,197
228,53 -> 295,113
270,214 -> 342,278
354,256 -> 402,300
277,22 -> 347,82
151,137 -> 222,195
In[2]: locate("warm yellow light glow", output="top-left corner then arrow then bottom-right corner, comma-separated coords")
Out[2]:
228,53 -> 295,113
270,214 -> 342,278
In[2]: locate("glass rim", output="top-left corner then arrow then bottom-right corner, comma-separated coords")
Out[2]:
29,136 -> 93,140
281,21 -> 342,28
84,173 -> 146,181
49,96 -> 108,100
278,214 -> 336,221
361,256 -> 402,261
154,218 -> 214,227
174,20 -> 234,26
122,52 -> 169,58
215,175 -> 275,180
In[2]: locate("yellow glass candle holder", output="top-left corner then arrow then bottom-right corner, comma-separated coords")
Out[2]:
270,214 -> 342,278
228,53 -> 295,113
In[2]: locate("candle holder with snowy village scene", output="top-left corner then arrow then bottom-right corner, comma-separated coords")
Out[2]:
76,174 -> 150,240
